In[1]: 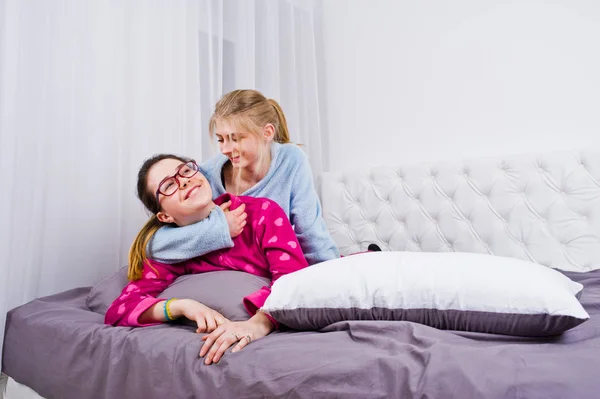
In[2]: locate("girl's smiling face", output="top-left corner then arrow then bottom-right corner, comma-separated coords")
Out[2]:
214,119 -> 273,172
147,158 -> 215,226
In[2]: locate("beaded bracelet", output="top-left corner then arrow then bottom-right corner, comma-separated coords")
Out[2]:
163,298 -> 177,321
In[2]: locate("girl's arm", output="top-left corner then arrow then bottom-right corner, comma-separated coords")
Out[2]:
105,259 -> 228,331
288,149 -> 340,265
140,298 -> 228,333
148,203 -> 245,264
105,260 -> 183,327
242,200 -> 309,326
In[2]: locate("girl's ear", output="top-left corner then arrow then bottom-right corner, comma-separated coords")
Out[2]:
156,211 -> 174,224
263,123 -> 275,142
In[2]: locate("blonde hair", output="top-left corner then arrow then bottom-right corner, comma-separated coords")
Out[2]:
209,89 -> 291,144
127,215 -> 162,281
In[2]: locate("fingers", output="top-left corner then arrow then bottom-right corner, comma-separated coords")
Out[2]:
205,311 -> 227,332
205,316 -> 217,333
204,332 -> 237,365
211,339 -> 235,364
232,203 -> 245,216
195,316 -> 207,334
200,325 -> 226,357
232,206 -> 247,237
219,200 -> 231,211
231,335 -> 251,354
231,223 -> 245,238
226,203 -> 247,238
200,326 -> 254,364
233,210 -> 246,233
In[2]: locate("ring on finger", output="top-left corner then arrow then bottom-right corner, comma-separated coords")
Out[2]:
245,334 -> 252,343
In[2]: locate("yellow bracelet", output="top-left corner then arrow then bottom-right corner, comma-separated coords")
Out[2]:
164,298 -> 177,321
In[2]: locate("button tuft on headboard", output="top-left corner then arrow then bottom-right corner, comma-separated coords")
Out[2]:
320,149 -> 600,272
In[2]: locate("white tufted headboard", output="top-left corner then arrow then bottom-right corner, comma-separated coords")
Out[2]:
319,150 -> 600,272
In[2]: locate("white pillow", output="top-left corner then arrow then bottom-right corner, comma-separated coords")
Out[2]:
262,251 -> 589,336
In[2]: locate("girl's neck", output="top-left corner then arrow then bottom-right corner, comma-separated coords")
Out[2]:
176,202 -> 217,227
225,149 -> 272,195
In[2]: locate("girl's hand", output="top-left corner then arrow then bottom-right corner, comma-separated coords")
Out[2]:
220,201 -> 247,238
169,299 -> 229,333
199,312 -> 274,365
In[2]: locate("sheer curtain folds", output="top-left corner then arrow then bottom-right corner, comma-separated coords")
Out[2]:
0,0 -> 324,371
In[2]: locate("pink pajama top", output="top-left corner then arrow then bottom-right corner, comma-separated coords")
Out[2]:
105,193 -> 309,327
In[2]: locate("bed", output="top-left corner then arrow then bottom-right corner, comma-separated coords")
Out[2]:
2,149 -> 600,399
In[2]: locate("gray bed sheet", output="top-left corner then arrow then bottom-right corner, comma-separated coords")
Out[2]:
3,270 -> 600,399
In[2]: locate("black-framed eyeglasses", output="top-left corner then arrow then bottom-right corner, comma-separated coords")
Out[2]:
155,160 -> 199,204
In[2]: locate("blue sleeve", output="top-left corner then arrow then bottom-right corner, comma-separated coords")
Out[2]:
147,206 -> 234,264
289,151 -> 340,265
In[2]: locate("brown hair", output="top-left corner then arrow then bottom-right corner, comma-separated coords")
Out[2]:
209,89 -> 291,144
128,154 -> 189,281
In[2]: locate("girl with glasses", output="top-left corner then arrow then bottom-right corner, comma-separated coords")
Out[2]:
105,154 -> 309,365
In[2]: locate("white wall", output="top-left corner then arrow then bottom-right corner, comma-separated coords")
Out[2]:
320,0 -> 600,172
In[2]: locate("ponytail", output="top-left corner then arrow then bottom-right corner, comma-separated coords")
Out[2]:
127,215 -> 163,281
267,99 -> 291,144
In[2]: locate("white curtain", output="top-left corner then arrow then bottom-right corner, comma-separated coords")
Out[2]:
198,0 -> 325,171
0,0 -> 324,371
